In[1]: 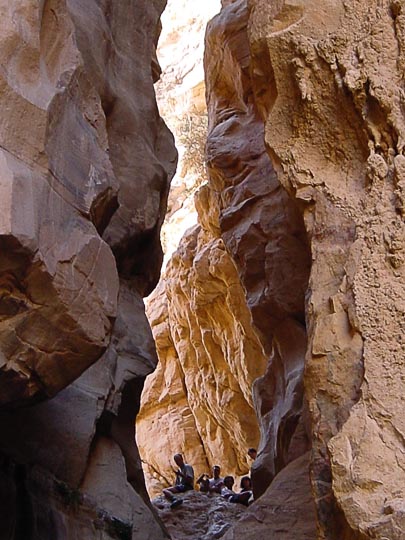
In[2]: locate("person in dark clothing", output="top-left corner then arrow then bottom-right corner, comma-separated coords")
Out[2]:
221,476 -> 252,506
240,476 -> 252,492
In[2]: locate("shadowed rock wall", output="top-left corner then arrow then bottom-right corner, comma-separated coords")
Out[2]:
204,0 -> 311,499
0,1 -> 176,538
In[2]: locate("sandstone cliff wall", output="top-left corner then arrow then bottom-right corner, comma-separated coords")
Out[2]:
0,1 -> 176,538
138,0 -> 311,502
140,1 -> 404,540
139,221 -> 267,496
247,0 -> 405,538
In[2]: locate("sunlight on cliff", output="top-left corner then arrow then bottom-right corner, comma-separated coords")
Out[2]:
155,0 -> 221,268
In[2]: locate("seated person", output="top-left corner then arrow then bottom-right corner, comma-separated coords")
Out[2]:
239,476 -> 253,504
247,448 -> 257,460
221,476 -> 251,506
197,465 -> 223,493
162,453 -> 194,508
240,476 -> 252,492
220,475 -> 236,500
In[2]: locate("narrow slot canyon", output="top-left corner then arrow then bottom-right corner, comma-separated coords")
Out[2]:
0,1 -> 404,540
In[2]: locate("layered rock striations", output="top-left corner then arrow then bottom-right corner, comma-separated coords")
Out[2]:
248,0 -> 405,538
204,0 -> 311,498
0,1 -> 176,538
137,0 -> 270,497
138,222 -> 267,496
0,0 -> 175,407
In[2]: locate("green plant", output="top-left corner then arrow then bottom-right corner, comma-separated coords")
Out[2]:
176,110 -> 208,179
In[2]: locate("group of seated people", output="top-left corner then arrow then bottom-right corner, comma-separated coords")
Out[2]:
197,465 -> 253,505
162,452 -> 254,509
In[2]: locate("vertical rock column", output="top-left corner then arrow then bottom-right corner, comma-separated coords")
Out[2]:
204,0 -> 311,497
0,0 -> 176,538
248,0 -> 405,538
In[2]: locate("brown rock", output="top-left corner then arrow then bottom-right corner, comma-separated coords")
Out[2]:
138,224 -> 266,497
204,0 -> 311,497
251,318 -> 310,498
0,282 -> 169,538
0,0 -> 176,407
138,0 -> 311,504
248,0 -> 405,537
222,453 -> 317,540
0,0 -> 176,538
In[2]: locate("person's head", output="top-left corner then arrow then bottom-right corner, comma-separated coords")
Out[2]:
247,448 -> 257,460
240,476 -> 251,490
223,475 -> 234,489
213,465 -> 221,479
174,453 -> 184,467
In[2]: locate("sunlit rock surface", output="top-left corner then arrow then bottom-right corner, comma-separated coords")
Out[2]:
138,223 -> 266,497
248,0 -> 405,538
156,0 -> 221,265
0,0 -> 176,538
138,0 -> 311,504
204,0 -> 311,500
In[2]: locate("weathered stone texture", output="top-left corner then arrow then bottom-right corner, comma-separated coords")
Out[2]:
0,0 -> 176,538
153,489 -> 247,540
0,0 -> 176,407
137,0 -> 268,497
204,0 -> 311,499
0,283 -> 170,539
138,0 -> 311,505
222,453 -> 317,540
248,0 -> 405,538
141,1 -> 404,539
138,223 -> 266,497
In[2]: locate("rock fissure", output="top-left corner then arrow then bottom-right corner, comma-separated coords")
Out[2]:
0,1 -> 404,539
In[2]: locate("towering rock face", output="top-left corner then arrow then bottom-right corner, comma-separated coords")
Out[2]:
248,0 -> 405,538
204,0 -> 311,497
141,1 -> 404,539
0,1 -> 176,538
138,0 -> 311,502
154,0 -> 221,264
0,0 -> 175,407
